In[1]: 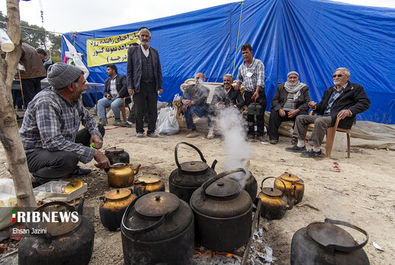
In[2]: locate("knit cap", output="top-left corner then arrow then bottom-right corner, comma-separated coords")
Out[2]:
47,63 -> 83,90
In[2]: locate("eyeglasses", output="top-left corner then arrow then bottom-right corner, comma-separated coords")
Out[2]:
333,74 -> 343,78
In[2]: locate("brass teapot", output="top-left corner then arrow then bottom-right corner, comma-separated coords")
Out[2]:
107,163 -> 141,188
257,177 -> 292,220
274,172 -> 304,205
134,174 -> 165,196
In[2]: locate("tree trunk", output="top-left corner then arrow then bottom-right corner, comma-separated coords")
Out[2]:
0,0 -> 36,207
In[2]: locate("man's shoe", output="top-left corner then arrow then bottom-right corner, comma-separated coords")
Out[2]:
269,139 -> 279,144
147,132 -> 159,138
247,134 -> 255,140
207,129 -> 215,139
119,121 -> 132,128
99,119 -> 107,126
301,149 -> 322,158
285,145 -> 306,153
136,132 -> 145,138
114,119 -> 123,126
72,166 -> 92,176
186,131 -> 199,138
257,136 -> 266,142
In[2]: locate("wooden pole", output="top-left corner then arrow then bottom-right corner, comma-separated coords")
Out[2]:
0,0 -> 36,207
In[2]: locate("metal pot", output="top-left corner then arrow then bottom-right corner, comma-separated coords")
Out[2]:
227,169 -> 257,201
169,142 -> 217,203
134,174 -> 165,197
18,200 -> 94,265
190,168 -> 252,252
257,177 -> 292,220
107,163 -> 141,188
274,172 -> 304,205
100,188 -> 137,231
105,147 -> 130,165
291,219 -> 369,265
121,192 -> 194,265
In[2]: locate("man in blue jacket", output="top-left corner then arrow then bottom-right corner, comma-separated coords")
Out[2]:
285,67 -> 370,158
127,27 -> 163,137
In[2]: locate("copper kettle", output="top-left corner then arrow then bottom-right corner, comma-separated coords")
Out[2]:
274,172 -> 304,205
257,177 -> 292,220
134,174 -> 165,196
107,163 -> 141,188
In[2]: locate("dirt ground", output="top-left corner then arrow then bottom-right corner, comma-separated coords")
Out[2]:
1,116 -> 394,264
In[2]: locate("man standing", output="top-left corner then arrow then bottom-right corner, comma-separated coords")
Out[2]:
127,27 -> 163,137
36,48 -> 53,72
285,67 -> 370,158
181,72 -> 209,138
97,64 -> 130,127
235,44 -> 267,141
19,63 -> 110,185
19,42 -> 47,107
208,74 -> 245,138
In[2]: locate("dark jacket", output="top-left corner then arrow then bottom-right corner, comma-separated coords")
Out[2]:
314,82 -> 370,129
20,43 -> 46,79
126,45 -> 162,93
211,85 -> 245,109
271,83 -> 310,113
181,84 -> 209,106
104,75 -> 131,104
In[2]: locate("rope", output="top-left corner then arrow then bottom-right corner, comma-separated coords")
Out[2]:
232,0 -> 245,77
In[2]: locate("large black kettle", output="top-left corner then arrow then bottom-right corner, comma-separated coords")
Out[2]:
169,142 -> 217,203
291,219 -> 369,265
121,192 -> 194,265
190,168 -> 252,252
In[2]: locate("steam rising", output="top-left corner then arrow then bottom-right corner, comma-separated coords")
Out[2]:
217,107 -> 253,189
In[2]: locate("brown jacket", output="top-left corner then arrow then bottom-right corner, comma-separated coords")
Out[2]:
19,43 -> 46,79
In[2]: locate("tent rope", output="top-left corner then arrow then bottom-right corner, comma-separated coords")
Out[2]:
232,0 -> 245,78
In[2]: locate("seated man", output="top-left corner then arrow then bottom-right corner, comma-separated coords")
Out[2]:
285,67 -> 370,158
181,72 -> 209,138
97,64 -> 130,127
19,63 -> 111,185
268,71 -> 310,144
207,74 -> 245,139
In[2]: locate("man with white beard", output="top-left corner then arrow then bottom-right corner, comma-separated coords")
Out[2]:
268,71 -> 310,145
181,72 -> 209,138
285,67 -> 370,158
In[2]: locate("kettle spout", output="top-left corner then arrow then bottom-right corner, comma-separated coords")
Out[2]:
133,164 -> 141,175
211,159 -> 218,170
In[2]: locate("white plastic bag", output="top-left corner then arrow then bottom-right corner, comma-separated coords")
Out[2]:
156,106 -> 179,135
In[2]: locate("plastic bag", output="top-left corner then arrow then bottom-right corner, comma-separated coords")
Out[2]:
156,106 -> 179,135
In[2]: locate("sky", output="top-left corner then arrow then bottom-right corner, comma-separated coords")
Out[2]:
0,0 -> 394,34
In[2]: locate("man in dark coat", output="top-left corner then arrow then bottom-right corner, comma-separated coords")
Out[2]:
268,71 -> 310,144
127,27 -> 163,138
285,67 -> 370,158
97,64 -> 130,127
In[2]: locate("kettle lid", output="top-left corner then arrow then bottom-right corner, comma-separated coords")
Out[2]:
135,174 -> 161,184
135,192 -> 180,218
261,187 -> 283,197
104,188 -> 131,200
105,147 -> 124,154
280,172 -> 303,183
179,161 -> 208,173
205,178 -> 241,198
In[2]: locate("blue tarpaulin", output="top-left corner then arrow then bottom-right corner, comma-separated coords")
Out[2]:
62,0 -> 395,123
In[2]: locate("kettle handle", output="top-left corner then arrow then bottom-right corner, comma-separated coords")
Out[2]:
121,196 -> 167,233
321,219 -> 369,252
261,177 -> 286,197
201,168 -> 246,197
175,142 -> 207,169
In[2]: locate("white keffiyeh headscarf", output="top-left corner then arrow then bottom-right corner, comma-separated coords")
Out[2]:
284,71 -> 306,99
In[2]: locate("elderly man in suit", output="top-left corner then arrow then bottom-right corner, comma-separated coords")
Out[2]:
127,27 -> 163,138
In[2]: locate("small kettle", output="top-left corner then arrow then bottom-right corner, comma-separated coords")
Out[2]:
107,163 -> 141,188
274,172 -> 304,205
134,174 -> 165,196
257,177 -> 292,220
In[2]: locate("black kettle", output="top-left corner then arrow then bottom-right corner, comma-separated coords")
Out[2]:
169,142 -> 217,203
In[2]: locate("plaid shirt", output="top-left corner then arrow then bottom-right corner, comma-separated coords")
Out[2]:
19,88 -> 101,163
237,58 -> 265,92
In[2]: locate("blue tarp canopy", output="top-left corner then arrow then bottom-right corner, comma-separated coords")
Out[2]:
62,0 -> 395,124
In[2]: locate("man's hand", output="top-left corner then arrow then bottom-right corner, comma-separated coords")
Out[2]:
158,89 -> 163,95
116,94 -> 120,98
128,89 -> 135,96
93,150 -> 110,169
337,109 -> 352,120
252,90 -> 259,101
106,94 -> 112,100
279,109 -> 286,117
308,101 -> 317,109
90,134 -> 103,149
288,109 -> 300,118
